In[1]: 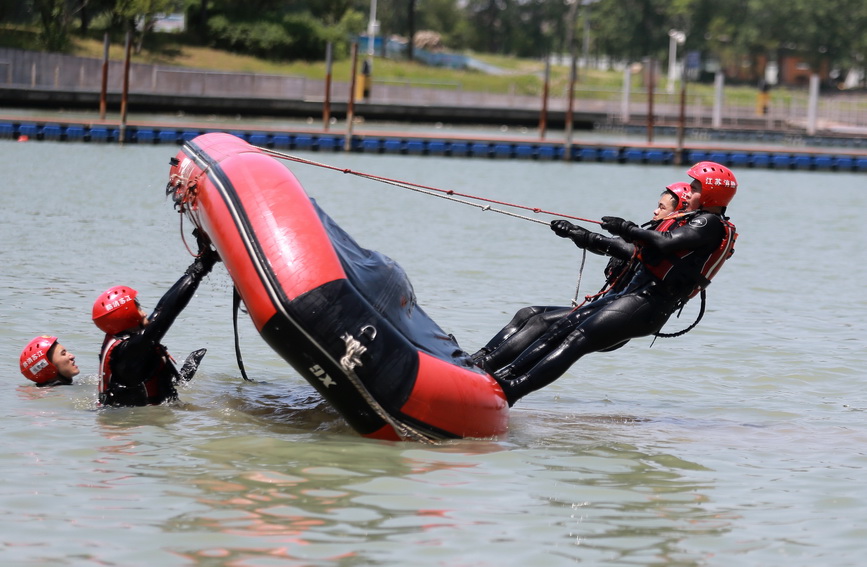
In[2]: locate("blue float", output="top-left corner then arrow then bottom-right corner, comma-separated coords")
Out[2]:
625,149 -> 644,163
471,143 -> 491,158
493,144 -> 512,158
90,128 -> 110,142
833,157 -> 853,171
136,129 -> 155,144
709,152 -> 729,165
318,137 -> 339,151
793,155 -> 812,170
428,141 -> 447,155
249,133 -> 269,147
751,153 -> 771,168
772,154 -> 792,169
383,139 -> 403,153
362,139 -> 381,153
294,135 -> 313,149
601,148 -> 620,162
537,145 -> 556,160
813,156 -> 833,170
730,153 -> 750,166
65,126 -> 85,140
578,148 -> 597,162
272,134 -> 291,149
43,125 -> 62,141
646,150 -> 668,164
406,140 -> 425,154
515,145 -> 534,159
19,123 -> 39,138
688,150 -> 709,162
449,142 -> 469,156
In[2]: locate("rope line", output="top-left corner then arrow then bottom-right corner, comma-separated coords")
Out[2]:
260,148 -> 601,226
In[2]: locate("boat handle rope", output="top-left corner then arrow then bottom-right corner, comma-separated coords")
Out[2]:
260,148 -> 602,228
231,288 -> 441,443
233,287 -> 254,382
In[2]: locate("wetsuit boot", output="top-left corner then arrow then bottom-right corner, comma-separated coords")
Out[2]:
492,328 -> 592,406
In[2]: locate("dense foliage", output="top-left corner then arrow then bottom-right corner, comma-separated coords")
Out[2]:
3,0 -> 866,84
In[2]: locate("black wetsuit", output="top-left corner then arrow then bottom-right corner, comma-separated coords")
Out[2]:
485,211 -> 732,406
98,253 -> 216,407
473,220 -> 660,372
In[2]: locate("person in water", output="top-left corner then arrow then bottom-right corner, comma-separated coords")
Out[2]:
479,162 -> 737,406
93,231 -> 219,407
19,335 -> 81,387
472,181 -> 694,372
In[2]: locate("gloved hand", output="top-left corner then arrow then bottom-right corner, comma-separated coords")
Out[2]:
552,220 -> 592,248
551,219 -> 576,238
192,228 -> 221,265
186,230 -> 220,278
601,216 -> 637,237
192,228 -> 211,254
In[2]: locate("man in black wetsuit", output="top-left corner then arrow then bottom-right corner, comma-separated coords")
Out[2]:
92,232 -> 219,407
472,181 -> 694,373
481,162 -> 738,406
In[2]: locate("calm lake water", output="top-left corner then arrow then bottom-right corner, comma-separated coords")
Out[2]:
1,139 -> 866,566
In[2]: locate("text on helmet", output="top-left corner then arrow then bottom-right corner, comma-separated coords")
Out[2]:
106,294 -> 135,312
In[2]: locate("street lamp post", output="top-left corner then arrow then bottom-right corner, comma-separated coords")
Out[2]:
667,29 -> 685,94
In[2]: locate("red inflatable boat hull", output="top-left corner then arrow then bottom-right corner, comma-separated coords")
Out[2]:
168,133 -> 509,440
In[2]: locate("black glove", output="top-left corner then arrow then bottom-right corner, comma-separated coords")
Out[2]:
601,216 -> 637,237
552,220 -> 593,249
192,228 -> 212,254
185,244 -> 220,280
185,255 -> 214,278
551,219 -> 576,238
191,228 -> 221,267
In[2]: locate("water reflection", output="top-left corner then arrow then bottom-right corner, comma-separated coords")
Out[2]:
141,405 -> 730,566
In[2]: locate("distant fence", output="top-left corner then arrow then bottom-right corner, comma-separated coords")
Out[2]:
2,48 -> 866,132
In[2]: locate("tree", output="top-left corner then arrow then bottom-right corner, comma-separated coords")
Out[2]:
32,0 -> 74,50
593,0 -> 670,63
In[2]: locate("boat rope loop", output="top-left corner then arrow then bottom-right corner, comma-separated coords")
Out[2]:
336,325 -> 443,444
347,365 -> 443,445
260,148 -> 601,227
232,301 -> 441,443
233,287 -> 254,382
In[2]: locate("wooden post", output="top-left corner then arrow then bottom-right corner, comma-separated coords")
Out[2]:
119,31 -> 131,145
538,57 -> 550,140
324,42 -> 333,131
563,49 -> 577,161
646,57 -> 655,144
345,42 -> 359,152
99,33 -> 109,119
675,78 -> 687,165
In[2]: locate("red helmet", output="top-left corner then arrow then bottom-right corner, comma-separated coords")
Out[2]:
664,182 -> 693,212
92,286 -> 141,335
20,335 -> 59,384
687,161 -> 738,208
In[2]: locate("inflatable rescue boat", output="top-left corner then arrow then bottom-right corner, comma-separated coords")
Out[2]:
167,133 -> 509,441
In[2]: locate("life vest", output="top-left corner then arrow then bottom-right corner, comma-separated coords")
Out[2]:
642,214 -> 737,299
98,335 -> 176,406
601,215 -> 684,296
653,215 -> 683,233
